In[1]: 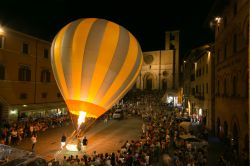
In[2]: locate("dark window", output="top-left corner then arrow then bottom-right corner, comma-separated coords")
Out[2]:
18,66 -> 31,81
22,43 -> 29,54
0,35 -> 4,49
57,92 -> 61,98
196,85 -> 198,93
217,49 -> 220,63
246,75 -> 249,97
20,93 -> 27,99
233,2 -> 237,16
170,43 -> 175,50
170,32 -> 175,40
232,76 -> 237,96
224,79 -> 227,96
202,84 -> 204,96
41,93 -> 47,98
246,23 -> 249,44
217,80 -> 220,96
206,64 -> 208,74
192,88 -> 195,95
44,49 -> 49,59
190,74 -> 195,81
41,70 -> 50,82
224,43 -> 227,59
224,17 -> 227,28
0,65 -> 5,80
233,34 -> 237,53
206,83 -> 208,94
162,79 -> 167,90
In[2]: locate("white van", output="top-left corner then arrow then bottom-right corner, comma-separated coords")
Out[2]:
113,109 -> 123,119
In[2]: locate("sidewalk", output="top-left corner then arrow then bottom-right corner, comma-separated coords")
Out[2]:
208,136 -> 223,166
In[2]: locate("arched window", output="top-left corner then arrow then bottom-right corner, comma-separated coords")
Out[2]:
162,79 -> 167,90
245,73 -> 249,98
41,70 -> 50,82
18,66 -> 31,81
217,80 -> 220,96
223,121 -> 228,138
224,79 -> 227,96
0,65 -> 5,80
216,118 -> 220,137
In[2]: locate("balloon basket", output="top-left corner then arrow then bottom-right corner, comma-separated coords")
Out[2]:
54,117 -> 96,161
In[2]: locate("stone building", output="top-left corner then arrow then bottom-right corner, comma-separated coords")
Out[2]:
136,31 -> 181,105
207,0 -> 249,156
183,44 -> 214,130
0,27 -> 65,121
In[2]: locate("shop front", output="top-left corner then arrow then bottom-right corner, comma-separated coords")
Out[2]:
7,102 -> 67,122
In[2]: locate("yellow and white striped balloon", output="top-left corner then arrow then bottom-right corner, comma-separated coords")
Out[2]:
51,18 -> 143,118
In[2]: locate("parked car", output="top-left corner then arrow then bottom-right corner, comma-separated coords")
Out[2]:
179,134 -> 208,149
113,109 -> 124,120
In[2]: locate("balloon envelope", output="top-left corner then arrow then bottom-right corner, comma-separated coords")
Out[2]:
51,18 -> 143,118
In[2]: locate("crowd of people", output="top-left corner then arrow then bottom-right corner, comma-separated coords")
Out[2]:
48,90 -> 208,166
0,90 -> 210,165
0,115 -> 70,147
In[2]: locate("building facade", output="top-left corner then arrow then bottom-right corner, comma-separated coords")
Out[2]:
136,31 -> 181,105
208,0 -> 249,155
0,27 -> 65,122
183,45 -> 214,130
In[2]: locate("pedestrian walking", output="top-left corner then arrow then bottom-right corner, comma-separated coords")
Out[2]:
31,134 -> 37,152
104,115 -> 108,124
61,133 -> 66,149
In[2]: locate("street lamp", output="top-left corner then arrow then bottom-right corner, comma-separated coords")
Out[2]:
0,26 -> 4,33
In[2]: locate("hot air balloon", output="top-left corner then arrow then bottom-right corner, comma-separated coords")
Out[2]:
51,18 -> 143,129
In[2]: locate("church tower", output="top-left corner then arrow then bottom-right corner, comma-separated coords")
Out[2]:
165,31 -> 179,89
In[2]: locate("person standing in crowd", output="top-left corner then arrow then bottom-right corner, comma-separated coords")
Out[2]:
142,123 -> 146,134
104,115 -> 108,124
29,124 -> 34,137
60,133 -> 66,150
31,134 -> 37,152
82,136 -> 88,153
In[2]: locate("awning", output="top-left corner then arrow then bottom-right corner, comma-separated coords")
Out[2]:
9,102 -> 66,112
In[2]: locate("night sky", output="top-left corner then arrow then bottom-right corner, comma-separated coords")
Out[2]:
0,0 -> 215,57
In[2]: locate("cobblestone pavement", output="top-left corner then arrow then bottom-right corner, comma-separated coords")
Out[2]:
14,116 -> 142,161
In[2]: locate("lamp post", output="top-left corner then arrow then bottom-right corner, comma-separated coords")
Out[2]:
0,26 -> 4,33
